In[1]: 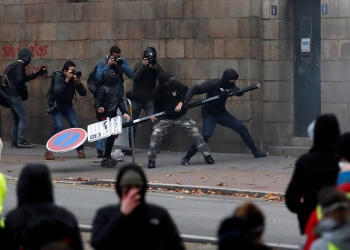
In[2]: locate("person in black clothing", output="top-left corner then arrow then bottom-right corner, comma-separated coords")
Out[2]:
127,47 -> 164,142
6,47 -> 47,148
0,81 -> 12,160
94,69 -> 130,168
44,61 -> 87,160
91,164 -> 185,250
147,72 -> 214,169
285,113 -> 340,234
4,163 -> 83,250
181,68 -> 267,166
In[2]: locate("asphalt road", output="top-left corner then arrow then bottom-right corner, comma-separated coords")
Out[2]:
3,182 -> 301,247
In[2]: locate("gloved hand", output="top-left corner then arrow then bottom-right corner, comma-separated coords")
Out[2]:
219,89 -> 229,99
182,101 -> 189,110
36,66 -> 47,76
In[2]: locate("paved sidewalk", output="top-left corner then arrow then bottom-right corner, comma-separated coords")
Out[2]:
0,142 -> 298,195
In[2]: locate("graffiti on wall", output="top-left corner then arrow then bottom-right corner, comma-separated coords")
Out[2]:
1,41 -> 49,77
2,41 -> 50,58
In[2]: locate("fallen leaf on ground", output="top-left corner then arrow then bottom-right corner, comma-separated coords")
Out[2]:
165,174 -> 173,177
179,171 -> 192,173
200,176 -> 206,179
175,181 -> 183,185
7,169 -> 13,173
216,182 -> 224,186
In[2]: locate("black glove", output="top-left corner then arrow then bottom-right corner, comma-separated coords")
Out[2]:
36,66 -> 47,76
219,89 -> 229,99
182,101 -> 189,110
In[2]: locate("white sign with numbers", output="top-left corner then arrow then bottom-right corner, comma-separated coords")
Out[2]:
87,116 -> 122,142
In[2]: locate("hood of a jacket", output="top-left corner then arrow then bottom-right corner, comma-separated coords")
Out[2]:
315,218 -> 350,249
219,69 -> 239,89
17,48 -> 33,66
312,114 -> 340,152
0,173 -> 7,214
102,69 -> 118,87
17,163 -> 54,207
116,165 -> 148,201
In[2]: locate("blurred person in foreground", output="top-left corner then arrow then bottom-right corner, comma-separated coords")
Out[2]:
285,113 -> 340,234
91,164 -> 184,250
0,173 -> 7,242
303,132 -> 350,249
4,163 -> 83,250
310,187 -> 350,250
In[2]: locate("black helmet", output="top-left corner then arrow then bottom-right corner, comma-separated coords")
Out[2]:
143,47 -> 157,58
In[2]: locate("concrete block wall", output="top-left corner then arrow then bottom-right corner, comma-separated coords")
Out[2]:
321,0 -> 350,133
261,0 -> 294,148
0,0 -> 267,154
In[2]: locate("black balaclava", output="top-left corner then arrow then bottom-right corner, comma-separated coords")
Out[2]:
17,163 -> 54,207
312,113 -> 340,152
219,69 -> 239,89
116,164 -> 148,202
158,72 -> 173,86
332,132 -> 350,162
102,70 -> 117,86
17,48 -> 33,66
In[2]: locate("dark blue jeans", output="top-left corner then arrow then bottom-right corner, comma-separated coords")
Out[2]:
185,111 -> 256,158
51,106 -> 84,152
10,96 -> 28,144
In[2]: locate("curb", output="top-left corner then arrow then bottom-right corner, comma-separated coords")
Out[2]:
78,179 -> 286,198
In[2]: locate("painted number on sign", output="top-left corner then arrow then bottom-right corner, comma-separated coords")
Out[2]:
271,5 -> 277,16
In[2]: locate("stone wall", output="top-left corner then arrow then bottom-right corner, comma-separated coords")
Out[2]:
261,0 -> 294,148
0,0 -> 267,154
321,0 -> 350,133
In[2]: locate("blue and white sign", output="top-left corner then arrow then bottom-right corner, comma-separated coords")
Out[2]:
301,38 -> 311,53
321,4 -> 328,15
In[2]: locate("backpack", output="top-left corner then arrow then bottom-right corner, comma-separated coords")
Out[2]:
18,206 -> 79,250
87,59 -> 107,97
46,71 -> 62,106
0,74 -> 11,94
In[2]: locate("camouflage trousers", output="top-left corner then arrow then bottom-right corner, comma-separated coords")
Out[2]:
148,115 -> 210,160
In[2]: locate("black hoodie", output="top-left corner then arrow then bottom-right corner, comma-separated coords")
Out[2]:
285,114 -> 340,234
94,69 -> 128,120
184,69 -> 242,115
91,165 -> 185,250
4,163 -> 83,250
6,48 -> 38,100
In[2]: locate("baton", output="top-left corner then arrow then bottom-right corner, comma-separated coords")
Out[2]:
122,83 -> 260,129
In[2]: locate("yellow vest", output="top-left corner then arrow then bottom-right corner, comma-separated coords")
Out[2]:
0,173 -> 7,228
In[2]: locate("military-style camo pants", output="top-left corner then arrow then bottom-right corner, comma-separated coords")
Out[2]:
148,115 -> 210,160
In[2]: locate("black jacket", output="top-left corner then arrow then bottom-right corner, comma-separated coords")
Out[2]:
6,48 -> 38,100
153,80 -> 189,120
130,62 -> 164,102
94,78 -> 128,120
50,72 -> 87,108
91,165 -> 184,250
285,114 -> 340,234
184,69 -> 242,115
4,163 -> 83,250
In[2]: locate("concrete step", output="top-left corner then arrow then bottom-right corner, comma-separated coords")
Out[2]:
289,137 -> 312,147
268,146 -> 309,157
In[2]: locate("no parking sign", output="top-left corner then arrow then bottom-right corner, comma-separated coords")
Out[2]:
46,128 -> 87,153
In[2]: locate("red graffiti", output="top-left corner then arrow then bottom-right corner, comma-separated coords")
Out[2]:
2,43 -> 16,58
29,41 -> 49,58
2,41 -> 49,58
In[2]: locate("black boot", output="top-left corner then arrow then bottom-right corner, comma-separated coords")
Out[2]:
148,160 -> 156,169
204,155 -> 215,164
252,149 -> 268,158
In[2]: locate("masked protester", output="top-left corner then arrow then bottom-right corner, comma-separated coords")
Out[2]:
91,164 -> 185,250
5,163 -> 83,250
147,72 -> 214,169
181,68 -> 267,166
94,70 -> 130,168
5,47 -> 47,148
285,114 -> 340,234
